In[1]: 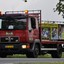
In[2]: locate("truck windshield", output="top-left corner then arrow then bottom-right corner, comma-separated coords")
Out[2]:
0,19 -> 26,30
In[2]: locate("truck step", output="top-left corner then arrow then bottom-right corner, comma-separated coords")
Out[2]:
41,48 -> 57,51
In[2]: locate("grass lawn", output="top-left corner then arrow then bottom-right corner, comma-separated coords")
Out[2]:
7,54 -> 51,58
7,53 -> 64,64
7,52 -> 64,58
14,62 -> 64,64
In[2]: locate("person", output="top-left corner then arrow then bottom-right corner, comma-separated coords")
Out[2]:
42,28 -> 50,39
52,28 -> 58,39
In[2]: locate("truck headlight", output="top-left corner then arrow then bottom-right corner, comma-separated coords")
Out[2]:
22,45 -> 26,49
22,44 -> 30,49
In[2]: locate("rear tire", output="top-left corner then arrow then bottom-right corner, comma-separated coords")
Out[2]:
51,44 -> 62,58
51,51 -> 62,58
26,45 -> 39,58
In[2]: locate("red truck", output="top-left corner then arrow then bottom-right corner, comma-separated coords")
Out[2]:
0,10 -> 63,58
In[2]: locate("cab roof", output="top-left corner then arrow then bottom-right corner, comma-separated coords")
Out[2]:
0,14 -> 27,19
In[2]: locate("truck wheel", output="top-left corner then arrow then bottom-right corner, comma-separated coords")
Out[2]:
51,45 -> 62,58
0,53 -> 7,58
0,54 -> 7,58
26,45 -> 39,58
51,51 -> 62,58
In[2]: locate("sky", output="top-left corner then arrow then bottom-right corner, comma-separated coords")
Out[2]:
0,0 -> 64,21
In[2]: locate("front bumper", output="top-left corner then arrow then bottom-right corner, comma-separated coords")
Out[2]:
0,43 -> 32,54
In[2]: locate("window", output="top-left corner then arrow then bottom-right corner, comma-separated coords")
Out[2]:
1,19 -> 26,30
41,28 -> 50,40
0,19 -> 2,29
31,17 -> 36,29
41,23 -> 58,40
51,27 -> 58,39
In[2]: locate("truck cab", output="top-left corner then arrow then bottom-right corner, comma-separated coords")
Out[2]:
0,10 -> 41,58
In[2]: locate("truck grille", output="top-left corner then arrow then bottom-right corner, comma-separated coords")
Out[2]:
10,37 -> 19,42
0,37 -> 19,43
1,37 -> 9,43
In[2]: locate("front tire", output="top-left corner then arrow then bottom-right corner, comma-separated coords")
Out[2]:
0,53 -> 7,58
26,45 -> 39,58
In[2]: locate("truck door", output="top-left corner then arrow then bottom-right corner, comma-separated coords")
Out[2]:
28,17 -> 39,41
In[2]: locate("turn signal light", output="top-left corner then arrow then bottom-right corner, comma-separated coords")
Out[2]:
26,44 -> 30,48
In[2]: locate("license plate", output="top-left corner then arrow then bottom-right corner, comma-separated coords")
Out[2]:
5,45 -> 14,48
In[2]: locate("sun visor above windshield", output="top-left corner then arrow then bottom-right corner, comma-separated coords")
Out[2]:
0,14 -> 28,19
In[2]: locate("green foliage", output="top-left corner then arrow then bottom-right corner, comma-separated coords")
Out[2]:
7,52 -> 64,58
55,0 -> 64,18
56,2 -> 62,14
25,0 -> 27,2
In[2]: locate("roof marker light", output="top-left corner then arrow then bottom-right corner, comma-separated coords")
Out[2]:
24,10 -> 28,14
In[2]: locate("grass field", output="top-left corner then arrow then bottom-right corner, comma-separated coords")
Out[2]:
7,53 -> 64,64
15,62 -> 64,64
7,52 -> 64,58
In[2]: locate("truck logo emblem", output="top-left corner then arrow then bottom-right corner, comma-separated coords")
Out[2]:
6,32 -> 13,35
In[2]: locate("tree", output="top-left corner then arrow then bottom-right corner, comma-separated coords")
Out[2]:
55,0 -> 64,18
24,0 -> 27,2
